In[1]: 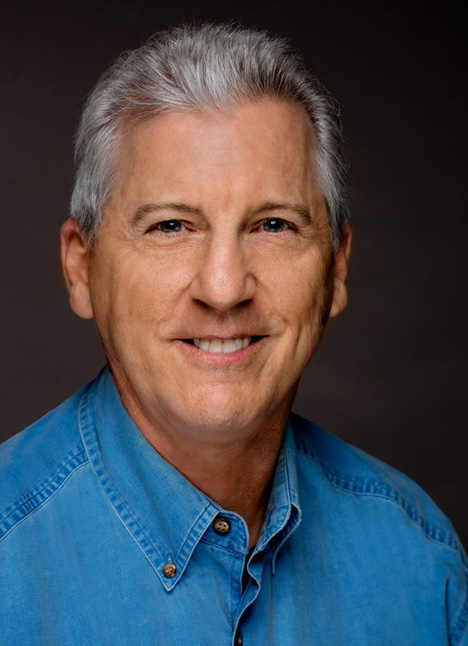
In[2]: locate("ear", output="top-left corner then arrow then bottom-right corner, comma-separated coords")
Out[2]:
329,224 -> 353,319
60,218 -> 94,319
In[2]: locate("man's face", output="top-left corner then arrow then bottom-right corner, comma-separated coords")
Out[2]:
64,99 -> 350,444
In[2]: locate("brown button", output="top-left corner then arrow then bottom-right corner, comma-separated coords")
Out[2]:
213,517 -> 231,535
163,562 -> 177,578
234,631 -> 243,645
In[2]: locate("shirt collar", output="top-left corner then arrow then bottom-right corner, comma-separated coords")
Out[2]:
256,418 -> 302,571
79,367 -> 302,591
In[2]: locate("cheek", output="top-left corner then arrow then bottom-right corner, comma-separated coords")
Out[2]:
104,260 -> 191,346
282,263 -> 334,361
284,258 -> 331,320
112,273 -> 163,329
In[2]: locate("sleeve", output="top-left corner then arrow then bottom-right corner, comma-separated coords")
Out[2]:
447,545 -> 468,646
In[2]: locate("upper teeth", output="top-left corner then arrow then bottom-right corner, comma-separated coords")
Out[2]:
193,338 -> 251,353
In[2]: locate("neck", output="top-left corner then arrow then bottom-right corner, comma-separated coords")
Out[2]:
114,376 -> 289,547
156,433 -> 284,546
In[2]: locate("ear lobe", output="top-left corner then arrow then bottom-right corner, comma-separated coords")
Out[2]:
60,218 -> 94,320
329,224 -> 352,319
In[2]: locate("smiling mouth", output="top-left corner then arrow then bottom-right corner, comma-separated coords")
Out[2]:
183,336 -> 264,354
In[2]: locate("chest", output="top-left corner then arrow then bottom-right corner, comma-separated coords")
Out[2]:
2,513 -> 448,646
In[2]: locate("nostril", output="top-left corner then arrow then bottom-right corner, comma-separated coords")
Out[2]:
189,274 -> 256,311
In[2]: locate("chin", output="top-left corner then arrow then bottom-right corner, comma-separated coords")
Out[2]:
171,392 -> 264,439
172,381 -> 290,441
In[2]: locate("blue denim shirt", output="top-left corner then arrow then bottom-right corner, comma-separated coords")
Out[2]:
1,368 -> 467,645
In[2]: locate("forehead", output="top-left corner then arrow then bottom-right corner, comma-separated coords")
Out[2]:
109,99 -> 321,215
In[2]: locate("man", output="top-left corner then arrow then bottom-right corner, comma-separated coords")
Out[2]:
0,23 -> 466,645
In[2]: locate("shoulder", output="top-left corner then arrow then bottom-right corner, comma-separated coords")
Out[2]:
291,414 -> 468,645
291,412 -> 467,560
0,383 -> 92,541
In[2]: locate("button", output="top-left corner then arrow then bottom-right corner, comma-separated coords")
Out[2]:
234,630 -> 243,645
213,517 -> 231,535
163,562 -> 177,578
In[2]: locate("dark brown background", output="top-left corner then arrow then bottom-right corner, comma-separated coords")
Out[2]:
1,1 -> 466,545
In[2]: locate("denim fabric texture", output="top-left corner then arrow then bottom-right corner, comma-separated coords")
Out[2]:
0,368 -> 467,645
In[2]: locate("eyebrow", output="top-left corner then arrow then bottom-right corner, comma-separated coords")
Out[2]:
130,200 -> 314,229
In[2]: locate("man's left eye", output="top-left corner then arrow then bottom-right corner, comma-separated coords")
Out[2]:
261,218 -> 288,233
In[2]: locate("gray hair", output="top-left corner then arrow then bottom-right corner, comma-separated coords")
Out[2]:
70,23 -> 349,251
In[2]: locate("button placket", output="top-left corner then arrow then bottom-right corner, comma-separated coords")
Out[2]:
207,513 -> 249,556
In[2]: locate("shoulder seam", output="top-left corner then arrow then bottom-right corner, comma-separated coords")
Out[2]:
296,443 -> 467,566
0,445 -> 88,542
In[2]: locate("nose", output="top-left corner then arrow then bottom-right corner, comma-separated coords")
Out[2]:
189,232 -> 256,311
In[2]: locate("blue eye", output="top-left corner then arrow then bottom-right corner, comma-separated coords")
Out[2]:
157,220 -> 183,233
262,218 -> 287,233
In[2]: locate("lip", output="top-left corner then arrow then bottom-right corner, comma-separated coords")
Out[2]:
174,336 -> 267,366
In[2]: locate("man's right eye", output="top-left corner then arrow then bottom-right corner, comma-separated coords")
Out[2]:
152,220 -> 184,233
